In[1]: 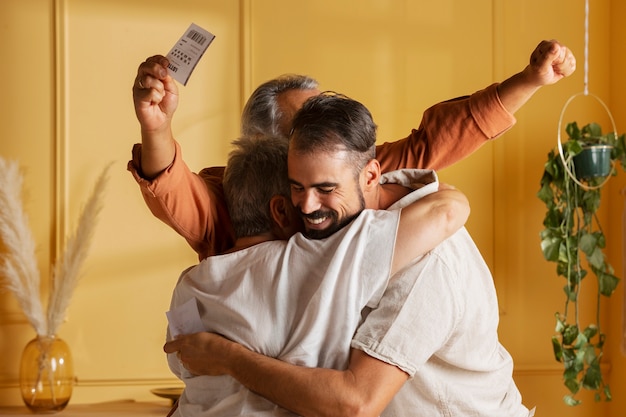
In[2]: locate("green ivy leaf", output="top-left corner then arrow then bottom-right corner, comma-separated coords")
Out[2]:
541,236 -> 561,262
598,272 -> 620,297
562,347 -> 576,364
579,233 -> 598,257
583,122 -> 602,138
566,122 -> 582,141
537,182 -> 554,204
582,324 -> 598,341
552,335 -> 564,362
587,247 -> 605,270
554,314 -> 565,332
564,394 -> 582,406
582,360 -> 602,390
564,139 -> 584,156
573,333 -> 588,349
564,375 -> 581,394
582,344 -> 597,367
584,122 -> 603,139
581,189 -> 602,213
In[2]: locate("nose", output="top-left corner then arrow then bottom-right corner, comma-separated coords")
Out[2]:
296,190 -> 321,215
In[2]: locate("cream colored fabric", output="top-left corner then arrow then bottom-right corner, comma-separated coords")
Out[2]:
168,209 -> 399,416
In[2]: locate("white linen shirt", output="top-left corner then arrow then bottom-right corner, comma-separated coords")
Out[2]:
168,209 -> 400,417
351,169 -> 532,417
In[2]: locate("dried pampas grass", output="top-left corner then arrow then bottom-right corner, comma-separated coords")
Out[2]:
0,159 -> 46,334
47,164 -> 111,335
0,158 -> 110,336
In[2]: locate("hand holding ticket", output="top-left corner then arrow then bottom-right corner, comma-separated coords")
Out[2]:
166,23 -> 215,86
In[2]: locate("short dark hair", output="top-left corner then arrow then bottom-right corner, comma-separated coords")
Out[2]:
289,92 -> 377,174
223,136 -> 290,239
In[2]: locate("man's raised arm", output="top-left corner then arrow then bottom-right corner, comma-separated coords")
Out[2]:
376,39 -> 576,173
132,55 -> 178,178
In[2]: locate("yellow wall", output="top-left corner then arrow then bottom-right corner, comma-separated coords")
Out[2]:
607,0 -> 626,415
1,0 -> 625,415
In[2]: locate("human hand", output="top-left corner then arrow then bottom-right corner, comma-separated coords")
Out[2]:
163,332 -> 231,376
132,55 -> 179,133
525,39 -> 576,87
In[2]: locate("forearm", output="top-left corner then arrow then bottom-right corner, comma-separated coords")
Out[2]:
496,69 -> 541,114
220,340 -> 401,417
376,84 -> 514,173
393,187 -> 469,274
128,141 -> 231,259
140,127 -> 176,178
166,334 -> 406,416
497,40 -> 576,114
222,342 -> 361,417
133,55 -> 179,178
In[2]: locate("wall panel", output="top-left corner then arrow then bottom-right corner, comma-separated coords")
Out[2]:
0,0 -> 55,405
59,0 -> 241,403
607,0 -> 626,415
0,0 -> 241,405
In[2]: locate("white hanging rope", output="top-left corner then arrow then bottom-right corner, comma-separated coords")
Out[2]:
584,0 -> 589,95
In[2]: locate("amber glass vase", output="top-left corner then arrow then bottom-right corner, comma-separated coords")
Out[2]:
19,335 -> 74,413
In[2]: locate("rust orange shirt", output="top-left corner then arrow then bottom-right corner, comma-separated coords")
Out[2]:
128,83 -> 515,260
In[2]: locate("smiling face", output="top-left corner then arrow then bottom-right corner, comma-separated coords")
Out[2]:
288,147 -> 366,239
286,92 -> 380,239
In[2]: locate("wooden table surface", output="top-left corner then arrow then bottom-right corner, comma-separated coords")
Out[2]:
0,400 -> 172,416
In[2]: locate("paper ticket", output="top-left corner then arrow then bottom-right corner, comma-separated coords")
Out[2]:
166,297 -> 205,338
166,23 -> 215,85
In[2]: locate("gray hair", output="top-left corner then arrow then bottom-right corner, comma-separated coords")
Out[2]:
223,136 -> 290,239
289,92 -> 377,175
241,74 -> 319,138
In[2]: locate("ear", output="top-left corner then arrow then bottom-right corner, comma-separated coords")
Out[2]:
362,158 -> 381,192
269,195 -> 292,230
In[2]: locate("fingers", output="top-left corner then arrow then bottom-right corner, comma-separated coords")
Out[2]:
164,339 -> 189,368
554,45 -> 576,78
530,40 -> 560,67
164,337 -> 198,374
526,39 -> 576,86
163,338 -> 182,354
134,55 -> 170,92
542,42 -> 575,78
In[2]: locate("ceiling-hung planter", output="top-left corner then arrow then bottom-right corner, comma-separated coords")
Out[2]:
538,113 -> 626,406
573,144 -> 613,180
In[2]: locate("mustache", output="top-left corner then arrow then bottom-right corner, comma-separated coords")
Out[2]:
298,209 -> 336,221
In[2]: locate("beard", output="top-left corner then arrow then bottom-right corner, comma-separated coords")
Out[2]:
300,192 -> 366,240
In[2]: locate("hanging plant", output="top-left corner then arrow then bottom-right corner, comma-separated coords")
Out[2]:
537,121 -> 625,405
